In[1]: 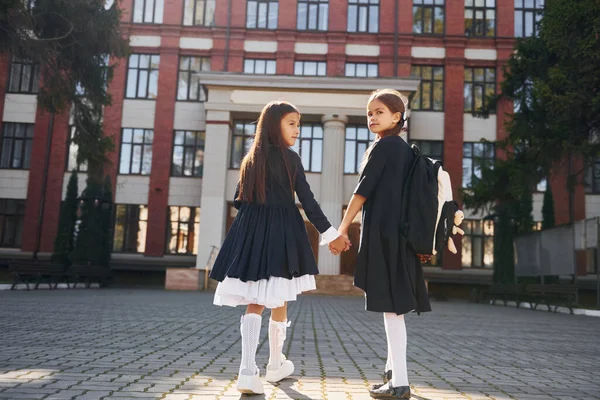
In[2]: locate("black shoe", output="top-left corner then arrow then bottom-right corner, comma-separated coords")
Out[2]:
369,382 -> 411,399
370,370 -> 392,391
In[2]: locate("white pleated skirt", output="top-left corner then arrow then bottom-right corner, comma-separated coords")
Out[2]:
213,275 -> 316,309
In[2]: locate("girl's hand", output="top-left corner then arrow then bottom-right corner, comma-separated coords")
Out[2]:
329,236 -> 351,255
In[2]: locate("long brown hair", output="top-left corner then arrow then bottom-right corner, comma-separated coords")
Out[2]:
237,101 -> 299,204
359,89 -> 408,173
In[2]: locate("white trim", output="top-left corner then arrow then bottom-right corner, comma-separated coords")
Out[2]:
179,37 -> 213,50
411,47 -> 446,59
129,35 -> 161,47
465,49 -> 497,60
295,42 -> 328,55
244,40 -> 278,53
345,44 -> 380,57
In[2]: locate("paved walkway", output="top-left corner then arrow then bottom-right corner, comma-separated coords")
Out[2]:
0,289 -> 599,400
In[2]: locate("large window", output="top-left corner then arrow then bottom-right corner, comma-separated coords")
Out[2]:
410,140 -> 443,164
411,66 -> 444,111
246,0 -> 278,29
183,0 -> 216,26
515,0 -> 543,38
167,206 -> 200,255
462,219 -> 494,268
297,0 -> 328,31
462,142 -> 495,188
294,61 -> 327,76
291,123 -> 323,173
66,126 -> 88,172
413,0 -> 444,35
0,199 -> 25,248
464,67 -> 495,113
230,120 -> 255,169
465,0 -> 495,37
244,59 -> 276,75
113,205 -> 148,253
345,63 -> 378,78
344,125 -> 375,174
119,129 -> 154,175
585,156 -> 600,194
172,131 -> 205,177
132,0 -> 164,23
0,123 -> 34,170
126,54 -> 160,99
177,56 -> 210,102
7,58 -> 39,94
347,0 -> 379,33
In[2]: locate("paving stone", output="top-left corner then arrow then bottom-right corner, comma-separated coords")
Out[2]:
0,290 -> 599,399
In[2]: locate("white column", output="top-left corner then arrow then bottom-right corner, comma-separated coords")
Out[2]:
317,114 -> 348,275
195,110 -> 231,270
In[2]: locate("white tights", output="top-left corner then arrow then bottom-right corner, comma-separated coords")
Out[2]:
383,312 -> 409,387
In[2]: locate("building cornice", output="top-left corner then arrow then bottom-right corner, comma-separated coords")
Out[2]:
195,72 -> 421,93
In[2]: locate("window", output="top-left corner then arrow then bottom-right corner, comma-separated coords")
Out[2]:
465,0 -> 495,37
167,206 -> 200,254
7,58 -> 39,94
230,120 -> 255,169
247,0 -> 278,29
172,131 -> 205,177
119,129 -> 154,175
244,59 -> 276,75
515,0 -> 543,38
291,123 -> 323,172
297,0 -> 328,30
410,140 -> 443,164
345,63 -> 378,78
66,126 -> 88,172
183,0 -> 216,26
411,66 -> 444,111
126,54 -> 160,99
177,56 -> 210,102
464,67 -> 495,113
347,0 -> 379,33
113,205 -> 148,253
462,142 -> 495,188
0,199 -> 25,248
0,123 -> 34,170
294,61 -> 327,76
461,219 -> 494,268
413,0 -> 444,35
585,156 -> 600,194
133,0 -> 163,23
344,125 -> 375,174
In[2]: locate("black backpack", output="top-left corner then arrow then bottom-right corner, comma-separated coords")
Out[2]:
400,144 -> 459,255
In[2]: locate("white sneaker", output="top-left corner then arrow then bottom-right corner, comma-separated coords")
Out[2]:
236,368 -> 265,394
265,355 -> 295,383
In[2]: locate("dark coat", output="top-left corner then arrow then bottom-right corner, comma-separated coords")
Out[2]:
353,135 -> 431,315
210,147 -> 331,282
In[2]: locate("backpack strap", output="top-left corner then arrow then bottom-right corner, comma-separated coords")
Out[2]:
400,144 -> 420,237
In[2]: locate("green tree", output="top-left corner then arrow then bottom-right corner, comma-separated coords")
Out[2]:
51,170 -> 79,267
475,0 -> 600,222
1,0 -> 129,182
542,184 -> 556,230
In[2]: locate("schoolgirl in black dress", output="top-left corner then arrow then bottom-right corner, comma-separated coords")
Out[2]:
336,89 -> 432,399
210,100 -> 350,395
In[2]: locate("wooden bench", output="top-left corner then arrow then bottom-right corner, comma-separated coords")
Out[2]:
484,284 -> 526,307
524,284 -> 578,313
9,260 -> 69,290
68,264 -> 111,288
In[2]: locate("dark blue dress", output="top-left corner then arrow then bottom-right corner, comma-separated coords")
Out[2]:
210,147 -> 332,284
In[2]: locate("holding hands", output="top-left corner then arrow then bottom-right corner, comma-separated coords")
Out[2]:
328,229 -> 351,256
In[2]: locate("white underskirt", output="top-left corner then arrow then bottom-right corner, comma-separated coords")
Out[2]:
213,275 -> 316,309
